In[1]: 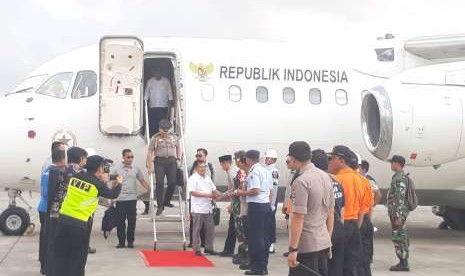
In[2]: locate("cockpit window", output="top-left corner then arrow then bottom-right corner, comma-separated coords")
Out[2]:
36,72 -> 73,99
7,74 -> 48,96
71,70 -> 97,99
375,48 -> 394,62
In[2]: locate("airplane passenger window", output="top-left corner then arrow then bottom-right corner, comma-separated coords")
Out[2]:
335,89 -> 348,106
229,85 -> 241,102
309,88 -> 322,105
36,72 -> 73,99
71,71 -> 97,99
201,84 -> 215,101
256,86 -> 268,103
283,87 -> 295,104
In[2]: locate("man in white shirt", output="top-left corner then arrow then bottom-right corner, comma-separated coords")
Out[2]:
235,150 -> 273,275
187,160 -> 221,256
264,149 -> 279,254
144,69 -> 173,137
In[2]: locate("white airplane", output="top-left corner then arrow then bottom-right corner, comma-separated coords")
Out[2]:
1,34 -> 465,236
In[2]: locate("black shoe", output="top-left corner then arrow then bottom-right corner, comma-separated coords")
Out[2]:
282,252 -> 289,257
40,268 -> 46,275
219,251 -> 234,257
239,264 -> 250,270
116,244 -> 125,249
195,251 -> 203,256
244,269 -> 268,275
232,254 -> 241,264
156,208 -> 164,216
204,249 -> 218,255
390,260 -> 410,271
88,247 -> 96,254
127,243 -> 134,248
164,203 -> 175,208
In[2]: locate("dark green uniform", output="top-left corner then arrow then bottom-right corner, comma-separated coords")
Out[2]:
387,170 -> 410,261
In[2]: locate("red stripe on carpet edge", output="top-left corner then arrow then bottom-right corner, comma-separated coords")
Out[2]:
138,251 -> 150,267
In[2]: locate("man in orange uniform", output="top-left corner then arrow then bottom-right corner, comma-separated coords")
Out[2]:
348,151 -> 374,276
327,145 -> 363,276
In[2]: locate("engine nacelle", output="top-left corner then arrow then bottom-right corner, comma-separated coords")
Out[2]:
361,62 -> 465,166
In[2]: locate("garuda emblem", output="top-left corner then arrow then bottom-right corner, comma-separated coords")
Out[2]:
189,62 -> 214,82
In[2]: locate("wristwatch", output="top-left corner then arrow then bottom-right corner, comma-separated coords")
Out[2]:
288,247 -> 298,253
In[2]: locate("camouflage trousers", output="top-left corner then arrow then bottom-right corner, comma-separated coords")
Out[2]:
390,214 -> 409,261
234,214 -> 248,255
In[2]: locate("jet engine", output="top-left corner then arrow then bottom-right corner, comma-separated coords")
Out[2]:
361,62 -> 465,167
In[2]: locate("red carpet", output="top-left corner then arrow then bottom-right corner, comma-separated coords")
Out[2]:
140,250 -> 214,267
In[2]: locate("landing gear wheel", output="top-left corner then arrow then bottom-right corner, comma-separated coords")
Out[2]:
183,242 -> 187,251
0,207 -> 30,236
153,242 -> 157,251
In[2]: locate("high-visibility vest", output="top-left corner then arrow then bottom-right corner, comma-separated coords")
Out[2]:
59,177 -> 98,222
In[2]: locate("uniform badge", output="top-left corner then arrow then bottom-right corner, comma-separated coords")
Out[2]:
52,130 -> 77,147
272,171 -> 279,179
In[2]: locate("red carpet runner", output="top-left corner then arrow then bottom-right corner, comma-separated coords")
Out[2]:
140,250 -> 214,267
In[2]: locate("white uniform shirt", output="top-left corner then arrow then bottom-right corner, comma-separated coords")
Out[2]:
246,163 -> 273,203
144,76 -> 173,108
187,172 -> 216,214
266,163 -> 279,209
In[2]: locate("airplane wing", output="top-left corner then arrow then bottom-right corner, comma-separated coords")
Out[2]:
405,34 -> 465,60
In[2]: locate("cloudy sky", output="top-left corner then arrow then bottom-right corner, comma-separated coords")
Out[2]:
2,0 -> 465,92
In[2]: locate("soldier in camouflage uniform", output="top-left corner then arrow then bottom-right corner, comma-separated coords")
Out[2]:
387,155 -> 410,272
231,151 -> 249,267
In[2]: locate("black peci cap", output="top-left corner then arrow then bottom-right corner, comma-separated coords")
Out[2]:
388,155 -> 406,166
327,145 -> 352,164
311,149 -> 328,171
218,155 -> 233,163
245,150 -> 260,161
288,141 -> 311,162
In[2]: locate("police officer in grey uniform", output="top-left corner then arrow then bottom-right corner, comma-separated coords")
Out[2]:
146,119 -> 181,216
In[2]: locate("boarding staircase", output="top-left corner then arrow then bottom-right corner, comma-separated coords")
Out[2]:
144,100 -> 189,251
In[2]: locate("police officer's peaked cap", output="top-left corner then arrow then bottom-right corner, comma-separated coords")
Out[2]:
245,150 -> 260,161
388,155 -> 406,166
85,155 -> 105,171
218,155 -> 233,163
288,141 -> 311,162
158,119 -> 172,130
327,145 -> 352,164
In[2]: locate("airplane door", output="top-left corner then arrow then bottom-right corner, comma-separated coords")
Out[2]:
99,36 -> 144,135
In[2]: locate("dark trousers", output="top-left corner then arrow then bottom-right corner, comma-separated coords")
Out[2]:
49,222 -> 89,276
116,200 -> 137,245
270,206 -> 277,244
357,216 -> 373,276
289,249 -> 329,276
38,212 -> 47,272
247,202 -> 272,271
148,107 -> 168,137
45,217 -> 58,275
343,221 -> 362,276
154,157 -> 177,208
222,213 -> 237,253
328,220 -> 345,276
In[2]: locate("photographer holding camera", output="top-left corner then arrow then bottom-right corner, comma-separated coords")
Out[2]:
49,155 -> 122,276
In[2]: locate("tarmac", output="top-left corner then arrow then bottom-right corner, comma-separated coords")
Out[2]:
1,193 -> 465,276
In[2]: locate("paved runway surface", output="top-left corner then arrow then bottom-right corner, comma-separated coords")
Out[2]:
1,194 -> 464,276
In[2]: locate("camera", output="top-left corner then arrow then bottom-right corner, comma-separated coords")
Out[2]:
109,174 -> 118,181
103,158 -> 114,174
